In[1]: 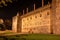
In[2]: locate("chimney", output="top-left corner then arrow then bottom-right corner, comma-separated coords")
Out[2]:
48,1 -> 50,5
26,8 -> 28,13
42,0 -> 44,7
34,3 -> 35,11
17,12 -> 19,16
23,10 -> 24,15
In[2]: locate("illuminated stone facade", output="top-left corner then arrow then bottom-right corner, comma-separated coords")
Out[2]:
12,4 -> 51,34
21,5 -> 51,33
12,15 -> 18,32
12,0 -> 60,34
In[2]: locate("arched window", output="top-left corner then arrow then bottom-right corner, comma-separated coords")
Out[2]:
40,14 -> 42,17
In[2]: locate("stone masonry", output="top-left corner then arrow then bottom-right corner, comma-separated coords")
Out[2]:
12,0 -> 60,34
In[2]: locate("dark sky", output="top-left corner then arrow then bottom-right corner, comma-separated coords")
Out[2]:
0,0 -> 52,19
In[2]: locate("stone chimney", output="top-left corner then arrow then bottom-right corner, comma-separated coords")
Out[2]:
34,3 -> 35,11
17,12 -> 19,16
26,8 -> 28,13
23,10 -> 24,15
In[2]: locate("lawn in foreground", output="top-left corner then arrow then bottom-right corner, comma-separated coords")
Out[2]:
0,34 -> 60,40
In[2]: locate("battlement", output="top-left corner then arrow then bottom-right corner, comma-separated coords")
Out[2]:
12,0 -> 60,34
21,4 -> 51,18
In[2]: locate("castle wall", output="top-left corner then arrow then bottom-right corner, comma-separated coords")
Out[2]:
12,16 -> 18,32
21,8 -> 51,34
52,0 -> 60,34
12,0 -> 60,34
55,0 -> 60,34
12,4 -> 52,34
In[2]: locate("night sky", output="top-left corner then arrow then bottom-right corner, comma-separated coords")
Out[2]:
0,0 -> 52,19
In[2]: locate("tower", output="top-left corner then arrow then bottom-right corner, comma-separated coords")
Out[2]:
52,0 -> 60,34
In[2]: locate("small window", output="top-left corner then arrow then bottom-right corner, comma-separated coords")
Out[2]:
27,18 -> 29,20
47,12 -> 49,15
35,16 -> 37,18
40,14 -> 42,17
40,10 -> 42,12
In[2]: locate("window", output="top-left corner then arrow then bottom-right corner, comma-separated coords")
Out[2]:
47,12 -> 49,15
40,14 -> 42,17
27,18 -> 29,20
40,10 -> 42,12
35,16 -> 37,18
30,17 -> 32,19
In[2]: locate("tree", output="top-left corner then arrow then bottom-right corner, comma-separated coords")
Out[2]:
0,0 -> 17,7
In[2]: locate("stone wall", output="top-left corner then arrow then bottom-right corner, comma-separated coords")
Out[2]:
12,5 -> 52,34
12,0 -> 60,34
12,15 -> 18,32
52,0 -> 60,34
21,5 -> 51,34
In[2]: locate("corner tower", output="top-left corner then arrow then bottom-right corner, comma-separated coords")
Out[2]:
52,0 -> 60,34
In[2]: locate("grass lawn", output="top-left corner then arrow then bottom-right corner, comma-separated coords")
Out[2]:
0,34 -> 60,40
